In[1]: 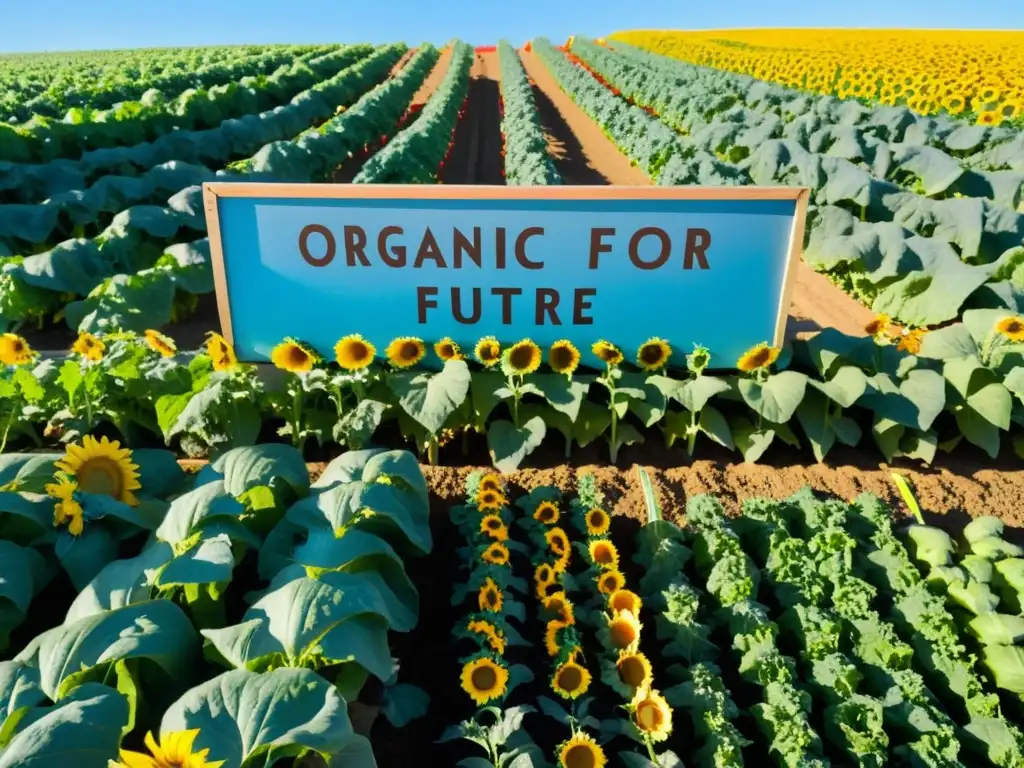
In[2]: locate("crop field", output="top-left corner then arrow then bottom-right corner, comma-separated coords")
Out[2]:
0,30 -> 1024,768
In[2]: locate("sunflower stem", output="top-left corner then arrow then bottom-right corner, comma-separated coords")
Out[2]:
686,410 -> 698,457
82,364 -> 94,428
644,736 -> 657,762
332,384 -> 345,418
0,407 -> 14,454
980,329 -> 997,367
427,436 -> 439,466
291,382 -> 304,454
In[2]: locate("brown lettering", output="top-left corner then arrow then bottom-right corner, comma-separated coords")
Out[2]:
343,226 -> 369,267
414,227 -> 446,268
495,227 -> 507,269
536,288 -> 561,325
378,226 -> 405,267
684,228 -> 711,269
298,224 -> 335,267
491,287 -> 522,324
589,227 -> 615,269
417,286 -> 438,324
628,227 -> 670,270
453,227 -> 481,268
452,287 -> 481,324
515,227 -> 544,269
573,288 -> 595,325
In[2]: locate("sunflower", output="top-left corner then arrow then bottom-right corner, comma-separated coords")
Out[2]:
478,473 -> 502,493
637,337 -> 671,371
897,328 -> 925,354
271,338 -> 318,373
482,541 -> 510,566
434,337 -> 462,361
460,656 -> 509,706
476,488 -> 506,512
533,500 -> 560,525
995,315 -> 1024,342
585,508 -> 610,535
0,333 -> 36,366
55,435 -> 141,506
592,340 -> 623,366
542,592 -> 576,625
546,619 -> 569,657
480,514 -> 508,541
606,610 -> 641,651
631,686 -> 673,742
864,314 -> 891,339
597,568 -> 625,595
505,339 -> 542,375
205,332 -> 237,372
548,339 -> 581,375
736,342 -> 780,373
334,334 -> 376,370
546,527 -> 570,558
45,476 -> 84,536
467,619 -> 507,655
614,649 -> 653,697
386,337 -> 426,368
71,332 -> 105,362
535,562 -> 555,593
557,732 -> 607,768
478,577 -> 503,613
474,336 -> 502,367
588,539 -> 619,569
608,589 -> 642,616
552,657 -> 592,699
113,729 -> 224,768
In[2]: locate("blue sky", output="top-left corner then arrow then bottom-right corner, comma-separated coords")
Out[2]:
0,0 -> 1020,53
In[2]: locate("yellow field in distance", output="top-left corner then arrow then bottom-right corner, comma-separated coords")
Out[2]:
610,29 -> 1024,125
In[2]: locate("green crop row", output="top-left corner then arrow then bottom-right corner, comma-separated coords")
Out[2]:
497,40 -> 561,185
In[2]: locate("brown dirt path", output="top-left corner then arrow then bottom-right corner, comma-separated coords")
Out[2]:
441,51 -> 505,185
409,46 -> 452,109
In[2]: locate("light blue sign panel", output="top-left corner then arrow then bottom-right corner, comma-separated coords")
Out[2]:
206,185 -> 806,369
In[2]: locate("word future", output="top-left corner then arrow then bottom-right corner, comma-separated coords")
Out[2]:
297,223 -> 712,326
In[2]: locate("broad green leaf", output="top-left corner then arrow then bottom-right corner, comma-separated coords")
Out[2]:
380,683 -> 429,728
531,374 -> 589,421
969,614 -> 1024,646
0,683 -> 127,768
154,481 -> 248,548
65,544 -> 169,622
732,420 -> 775,463
201,574 -> 398,679
158,534 -> 235,589
573,400 -> 611,448
286,477 -> 429,554
56,525 -> 120,591
955,408 -> 1002,458
196,444 -> 309,497
905,526 -> 955,568
961,716 -> 1024,767
964,516 -> 1004,545
160,668 -> 355,768
796,387 -> 837,463
130,450 -> 188,499
811,365 -> 867,408
860,369 -> 945,431
981,645 -> 1024,694
488,417 -> 546,473
469,371 -> 507,427
15,599 -> 198,700
698,405 -> 734,450
945,357 -> 1012,430
389,359 -> 471,435
333,399 -> 386,450
678,375 -> 730,413
0,455 -> 60,489
738,371 -> 808,423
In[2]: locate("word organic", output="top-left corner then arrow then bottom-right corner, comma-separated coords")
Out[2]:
297,222 -> 713,326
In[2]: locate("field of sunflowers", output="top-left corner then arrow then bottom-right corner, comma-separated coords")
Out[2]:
1,28 -> 1024,768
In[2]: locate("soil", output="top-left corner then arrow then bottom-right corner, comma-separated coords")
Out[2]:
440,51 -> 505,185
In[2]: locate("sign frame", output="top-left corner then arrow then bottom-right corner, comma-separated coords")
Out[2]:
202,183 -> 810,356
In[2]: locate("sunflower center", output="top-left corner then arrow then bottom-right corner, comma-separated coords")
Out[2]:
749,349 -> 770,367
550,346 -> 574,370
1006,320 -> 1023,333
600,574 -> 619,592
471,665 -> 497,692
485,589 -> 498,608
564,744 -> 596,768
509,345 -> 536,371
287,346 -> 310,367
11,339 -> 24,353
485,519 -> 500,530
588,511 -> 606,529
539,508 -> 555,522
594,545 -> 614,564
480,344 -> 499,362
400,341 -> 421,362
610,592 -> 637,614
348,341 -> 369,362
640,345 -> 664,365
610,619 -> 637,648
618,656 -> 647,688
439,343 -> 456,359
550,536 -> 566,555
77,458 -> 124,498
637,700 -> 664,730
557,665 -> 583,693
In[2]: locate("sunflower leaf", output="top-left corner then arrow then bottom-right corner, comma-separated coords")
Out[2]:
488,418 -> 546,473
738,371 -> 808,423
381,683 -> 430,728
389,359 -> 471,436
531,374 -> 589,421
161,668 -> 355,768
334,399 -> 387,450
